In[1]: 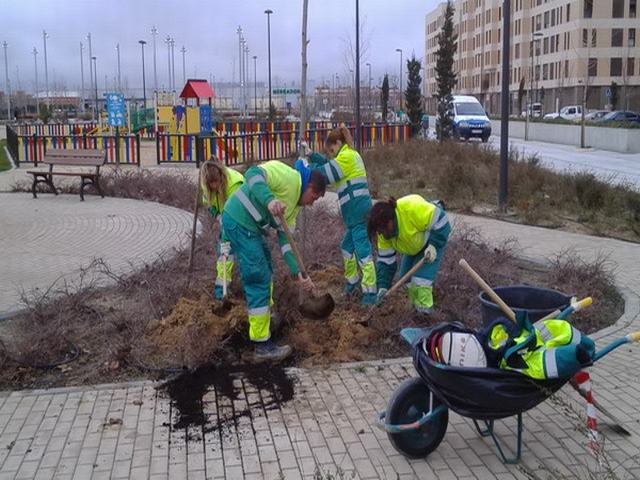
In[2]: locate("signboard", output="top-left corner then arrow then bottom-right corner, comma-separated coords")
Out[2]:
605,87 -> 612,98
106,92 -> 126,127
272,88 -> 301,95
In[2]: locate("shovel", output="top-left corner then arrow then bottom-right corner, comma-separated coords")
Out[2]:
362,253 -> 430,327
278,214 -> 335,320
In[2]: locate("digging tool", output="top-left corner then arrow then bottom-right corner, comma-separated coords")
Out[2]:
277,214 -> 335,320
458,259 -> 630,434
188,171 -> 202,277
362,253 -> 431,327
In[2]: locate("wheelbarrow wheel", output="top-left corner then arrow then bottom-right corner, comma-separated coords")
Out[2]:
386,377 -> 448,459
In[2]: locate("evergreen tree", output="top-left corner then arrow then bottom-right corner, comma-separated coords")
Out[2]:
381,74 -> 390,123
434,0 -> 458,141
517,77 -> 526,116
405,56 -> 423,137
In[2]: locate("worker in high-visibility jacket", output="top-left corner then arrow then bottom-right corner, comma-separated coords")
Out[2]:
367,195 -> 451,314
481,313 -> 595,380
306,127 -> 377,305
221,160 -> 327,363
200,158 -> 245,300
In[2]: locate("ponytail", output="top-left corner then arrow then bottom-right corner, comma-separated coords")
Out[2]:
367,198 -> 397,241
325,126 -> 354,150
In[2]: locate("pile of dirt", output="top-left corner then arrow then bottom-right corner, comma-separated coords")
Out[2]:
137,294 -> 246,370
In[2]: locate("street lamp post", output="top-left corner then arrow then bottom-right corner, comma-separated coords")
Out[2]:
87,33 -> 93,117
366,62 -> 371,112
355,0 -> 361,150
244,44 -> 250,117
498,0 -> 511,211
253,55 -> 258,117
92,56 -> 98,121
237,26 -> 243,112
170,38 -> 176,91
2,41 -> 9,120
180,46 -> 186,86
139,40 -> 147,108
151,26 -> 158,93
265,9 -> 273,115
43,30 -> 50,108
33,47 -> 39,116
116,43 -> 121,92
165,36 -> 171,91
79,42 -> 84,112
395,48 -> 403,111
525,31 -> 543,141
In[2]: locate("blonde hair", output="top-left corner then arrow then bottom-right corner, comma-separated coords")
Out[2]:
200,157 -> 228,201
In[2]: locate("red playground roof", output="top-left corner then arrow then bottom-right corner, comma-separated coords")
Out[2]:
179,79 -> 215,99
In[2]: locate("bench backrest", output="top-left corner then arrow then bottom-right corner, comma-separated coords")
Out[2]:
43,149 -> 106,167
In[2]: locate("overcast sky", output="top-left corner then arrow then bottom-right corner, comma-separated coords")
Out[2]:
2,0 -> 441,95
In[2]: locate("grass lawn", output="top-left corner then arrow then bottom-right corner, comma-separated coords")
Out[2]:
0,140 -> 12,172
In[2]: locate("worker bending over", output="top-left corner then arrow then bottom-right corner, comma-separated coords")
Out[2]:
307,127 -> 377,305
222,160 -> 327,363
368,195 -> 451,315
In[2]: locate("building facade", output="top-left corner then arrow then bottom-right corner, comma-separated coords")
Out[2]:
425,0 -> 640,115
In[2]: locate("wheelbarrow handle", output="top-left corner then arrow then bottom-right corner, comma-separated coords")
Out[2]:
594,330 -> 640,362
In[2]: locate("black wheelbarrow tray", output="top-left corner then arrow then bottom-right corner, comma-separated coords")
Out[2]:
375,308 -> 640,464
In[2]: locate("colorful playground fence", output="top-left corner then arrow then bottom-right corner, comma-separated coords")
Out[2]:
9,127 -> 141,166
157,123 -> 410,165
11,122 -> 98,137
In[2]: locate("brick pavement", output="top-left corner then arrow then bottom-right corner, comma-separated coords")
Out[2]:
1,197 -> 639,478
0,193 -> 194,315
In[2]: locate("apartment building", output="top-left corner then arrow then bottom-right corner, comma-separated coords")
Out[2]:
424,0 -> 640,114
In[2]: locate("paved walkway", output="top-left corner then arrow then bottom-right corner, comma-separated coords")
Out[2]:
0,212 -> 639,479
0,193 -> 193,316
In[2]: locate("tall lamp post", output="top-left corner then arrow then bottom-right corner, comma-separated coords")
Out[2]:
139,40 -> 147,108
43,30 -> 50,108
79,42 -> 84,113
355,0 -> 361,150
92,56 -> 98,121
180,46 -> 186,86
525,31 -> 543,140
165,36 -> 171,91
395,48 -> 403,111
365,62 -> 371,112
33,47 -> 39,116
2,41 -> 9,120
253,55 -> 258,117
151,26 -> 158,93
498,0 -> 511,211
116,43 -> 121,92
265,9 -> 273,115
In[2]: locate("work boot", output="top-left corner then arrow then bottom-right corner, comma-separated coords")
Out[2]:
343,283 -> 360,299
214,285 -> 224,301
252,341 -> 293,364
270,312 -> 282,335
361,293 -> 378,306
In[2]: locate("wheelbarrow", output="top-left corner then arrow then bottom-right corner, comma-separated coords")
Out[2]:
375,300 -> 640,463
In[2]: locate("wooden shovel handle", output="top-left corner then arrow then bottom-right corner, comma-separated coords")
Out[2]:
459,259 -> 517,323
188,175 -> 202,273
386,255 -> 428,298
277,214 -> 308,278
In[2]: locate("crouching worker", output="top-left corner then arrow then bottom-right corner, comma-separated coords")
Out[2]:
368,195 -> 451,316
222,160 -> 327,363
200,158 -> 245,300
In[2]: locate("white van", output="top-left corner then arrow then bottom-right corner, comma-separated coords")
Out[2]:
450,95 -> 492,142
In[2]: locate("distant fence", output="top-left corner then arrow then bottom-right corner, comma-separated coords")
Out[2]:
8,127 -> 141,166
11,122 -> 98,136
158,123 -> 410,165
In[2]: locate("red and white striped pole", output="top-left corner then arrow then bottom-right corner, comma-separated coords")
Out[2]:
574,370 -> 601,458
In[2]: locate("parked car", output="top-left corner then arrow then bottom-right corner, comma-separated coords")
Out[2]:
543,105 -> 583,121
437,95 -> 491,142
594,111 -> 640,125
585,110 -> 609,122
521,102 -> 543,118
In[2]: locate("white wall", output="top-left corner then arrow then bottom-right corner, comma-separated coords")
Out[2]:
491,120 -> 640,154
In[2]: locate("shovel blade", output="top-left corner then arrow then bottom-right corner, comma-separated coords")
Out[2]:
299,293 -> 335,320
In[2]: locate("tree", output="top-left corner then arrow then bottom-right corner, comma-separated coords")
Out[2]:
39,103 -> 51,123
405,56 -> 423,137
434,0 -> 458,141
610,81 -> 619,110
268,103 -> 277,120
381,74 -> 390,123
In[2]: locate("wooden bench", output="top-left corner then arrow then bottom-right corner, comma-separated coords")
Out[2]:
27,149 -> 106,201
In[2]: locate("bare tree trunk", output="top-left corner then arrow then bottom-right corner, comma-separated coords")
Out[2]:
299,0 -> 309,262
